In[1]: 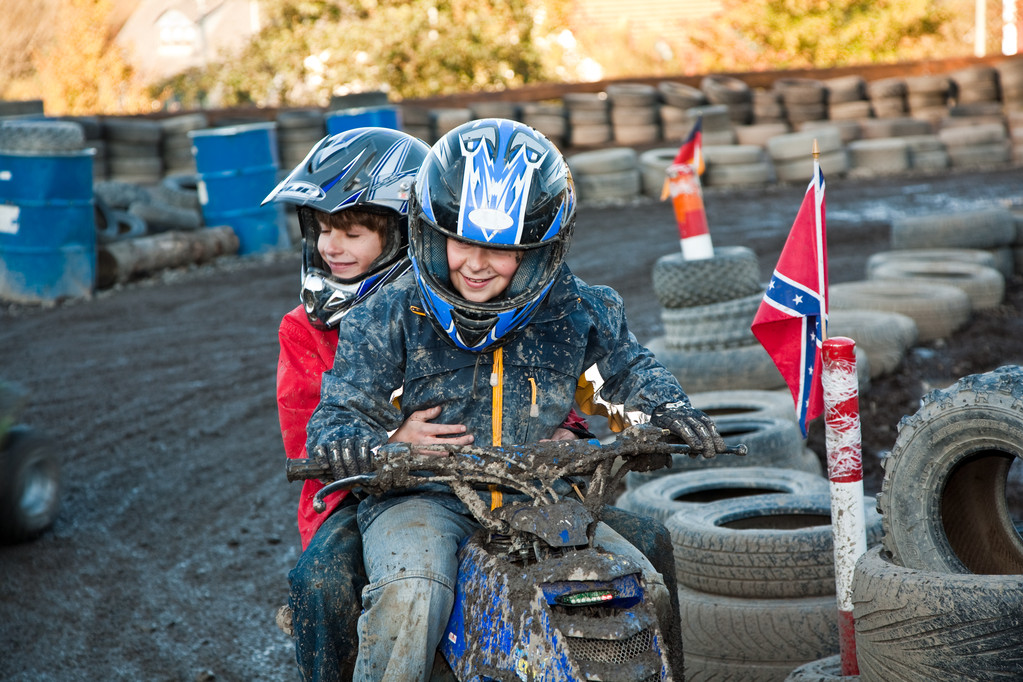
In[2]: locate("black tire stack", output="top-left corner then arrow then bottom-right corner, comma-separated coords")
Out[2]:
850,365 -> 1023,681
644,245 -> 786,395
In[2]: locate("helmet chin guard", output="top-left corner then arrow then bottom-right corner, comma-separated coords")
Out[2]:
263,128 -> 429,328
409,118 -> 576,351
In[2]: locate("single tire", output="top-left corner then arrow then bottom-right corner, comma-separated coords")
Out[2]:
128,200 -> 202,234
865,248 -> 998,277
667,492 -> 882,598
573,168 -> 641,201
566,147 -> 638,175
852,546 -> 1023,682
688,389 -> 797,423
660,292 -> 762,350
678,584 -> 840,681
615,467 -> 828,523
878,365 -> 1023,574
826,309 -> 918,378
868,260 -> 1005,311
645,337 -> 787,393
94,180 -> 153,211
0,120 -> 85,152
625,416 -> 814,488
828,280 -> 971,343
704,160 -> 774,187
0,427 -> 61,544
651,247 -> 762,309
890,208 -> 1016,250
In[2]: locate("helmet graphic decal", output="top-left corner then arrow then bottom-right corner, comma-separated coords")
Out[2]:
457,120 -> 548,245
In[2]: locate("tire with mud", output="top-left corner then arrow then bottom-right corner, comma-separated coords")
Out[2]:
666,492 -> 882,598
0,426 -> 61,544
852,546 -> 1023,681
615,467 -> 829,522
651,247 -> 763,309
660,292 -> 762,350
678,584 -> 840,681
878,364 -> 1023,573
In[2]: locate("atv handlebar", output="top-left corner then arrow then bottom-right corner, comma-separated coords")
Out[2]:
287,423 -> 747,512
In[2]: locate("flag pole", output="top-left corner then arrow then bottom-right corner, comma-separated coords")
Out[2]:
812,138 -> 827,343
822,337 -> 866,676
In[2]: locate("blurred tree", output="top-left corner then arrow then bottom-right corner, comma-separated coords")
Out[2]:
30,0 -> 154,115
159,0 -> 569,108
682,0 -> 972,72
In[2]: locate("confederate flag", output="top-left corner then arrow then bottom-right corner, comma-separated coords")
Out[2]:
660,116 -> 704,200
751,161 -> 828,437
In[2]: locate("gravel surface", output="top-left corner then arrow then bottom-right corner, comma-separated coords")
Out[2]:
2,165 -> 1022,681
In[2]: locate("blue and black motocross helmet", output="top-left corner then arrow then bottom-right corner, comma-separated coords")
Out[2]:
409,118 -> 576,352
263,127 -> 429,329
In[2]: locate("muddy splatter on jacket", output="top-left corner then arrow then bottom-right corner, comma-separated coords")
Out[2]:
306,264 -> 690,453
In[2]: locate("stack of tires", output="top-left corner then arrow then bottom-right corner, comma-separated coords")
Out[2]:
103,117 -> 163,185
607,83 -> 661,146
849,366 -> 1023,680
665,489 -> 883,680
565,147 -> 641,203
644,245 -> 787,395
832,208 -> 1015,347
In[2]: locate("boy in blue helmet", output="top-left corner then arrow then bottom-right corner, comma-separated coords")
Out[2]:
306,118 -> 728,679
267,126 -> 593,680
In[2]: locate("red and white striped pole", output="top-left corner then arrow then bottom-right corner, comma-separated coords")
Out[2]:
821,336 -> 867,676
666,163 -> 713,260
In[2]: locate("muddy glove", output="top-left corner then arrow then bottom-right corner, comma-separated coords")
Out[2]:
650,401 -> 729,458
312,438 -> 376,480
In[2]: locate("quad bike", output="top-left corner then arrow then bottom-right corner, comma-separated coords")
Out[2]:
287,423 -> 746,681
0,380 -> 61,544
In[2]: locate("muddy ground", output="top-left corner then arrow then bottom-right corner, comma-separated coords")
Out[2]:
2,165 -> 1023,681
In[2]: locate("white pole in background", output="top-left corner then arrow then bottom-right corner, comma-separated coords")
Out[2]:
977,0 -> 988,57
1004,0 -> 1019,55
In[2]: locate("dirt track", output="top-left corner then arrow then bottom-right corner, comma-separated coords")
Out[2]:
2,166 -> 1023,681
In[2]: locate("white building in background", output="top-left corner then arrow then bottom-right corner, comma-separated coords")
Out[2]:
115,0 -> 262,81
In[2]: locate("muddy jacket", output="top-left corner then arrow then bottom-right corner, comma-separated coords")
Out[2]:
278,303 -> 592,549
307,264 -> 689,455
277,305 -> 348,550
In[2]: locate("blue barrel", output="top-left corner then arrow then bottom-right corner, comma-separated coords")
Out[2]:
189,122 -> 287,255
0,148 -> 96,303
325,106 -> 401,135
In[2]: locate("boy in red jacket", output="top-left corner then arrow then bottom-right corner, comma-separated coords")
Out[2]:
267,128 -> 473,680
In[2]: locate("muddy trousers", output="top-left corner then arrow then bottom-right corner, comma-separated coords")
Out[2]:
355,495 -> 672,681
288,497 -> 366,682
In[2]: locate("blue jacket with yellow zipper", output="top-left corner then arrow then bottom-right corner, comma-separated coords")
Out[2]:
306,263 -> 691,458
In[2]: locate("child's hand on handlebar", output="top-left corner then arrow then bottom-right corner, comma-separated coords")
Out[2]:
650,401 -> 729,457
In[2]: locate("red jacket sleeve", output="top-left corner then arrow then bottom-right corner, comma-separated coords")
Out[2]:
277,307 -> 347,550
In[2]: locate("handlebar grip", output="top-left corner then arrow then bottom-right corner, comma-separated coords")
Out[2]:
286,458 -> 330,482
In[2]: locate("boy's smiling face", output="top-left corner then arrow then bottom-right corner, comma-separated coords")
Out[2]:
316,218 -> 384,280
446,238 -> 521,303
